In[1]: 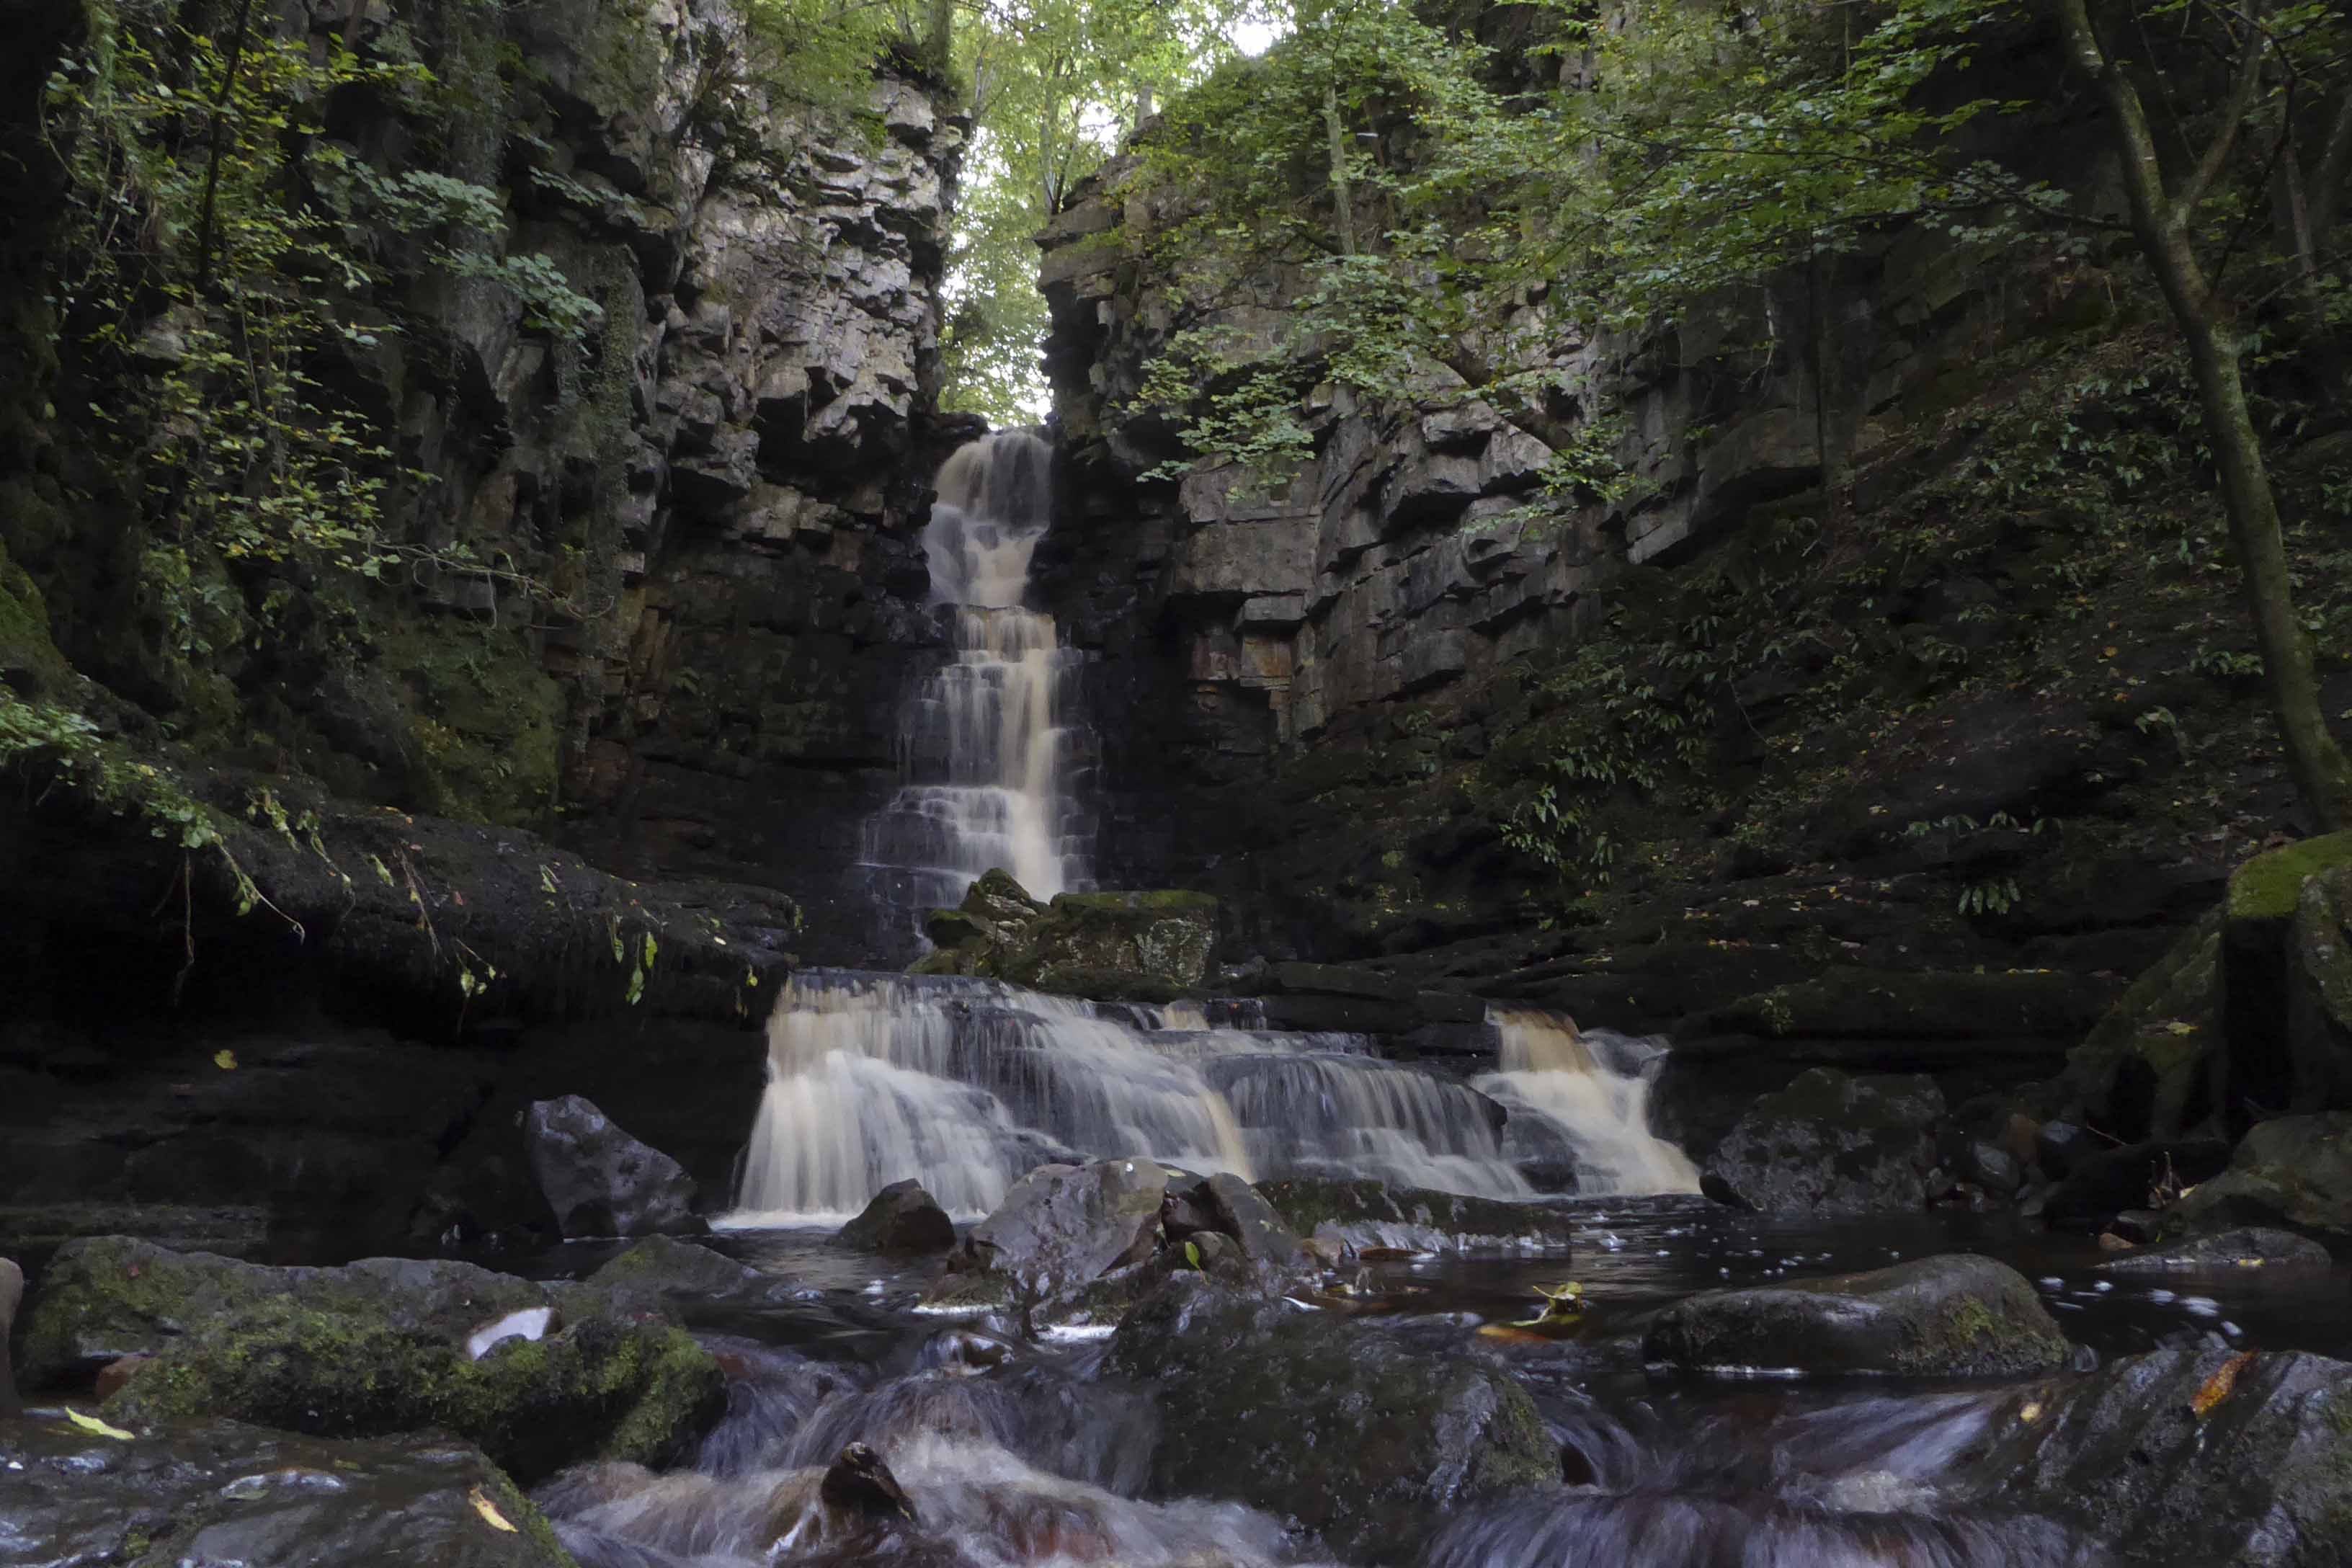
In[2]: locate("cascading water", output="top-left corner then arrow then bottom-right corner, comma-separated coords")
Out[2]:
859,430 -> 1095,932
1474,1010 -> 1702,1195
731,976 -> 1700,1220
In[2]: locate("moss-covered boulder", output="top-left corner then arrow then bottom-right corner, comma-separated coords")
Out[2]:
1644,1255 -> 2072,1378
912,871 -> 1218,1002
585,1236 -> 762,1298
2173,1113 -> 2352,1239
1969,1346 -> 2352,1565
1255,1177 -> 1574,1255
2059,908 -> 2222,1144
0,1418 -> 576,1568
19,1237 -> 723,1484
104,1297 -> 721,1484
1105,1274 -> 1556,1564
1701,1068 -> 1943,1216
2222,832 -> 2352,1119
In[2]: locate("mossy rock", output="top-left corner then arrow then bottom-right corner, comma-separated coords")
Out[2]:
2059,908 -> 2223,1142
1644,1254 -> 2072,1378
104,1295 -> 721,1484
2227,833 -> 2352,924
2224,836 -> 2352,1120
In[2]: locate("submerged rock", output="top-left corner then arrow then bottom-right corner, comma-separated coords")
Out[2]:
2098,1225 -> 2333,1272
1973,1346 -> 2352,1565
588,1235 -> 764,1299
0,1417 -> 571,1567
838,1180 -> 958,1255
1644,1255 -> 2072,1378
2174,1112 -> 2352,1238
1106,1274 -> 1556,1564
925,1159 -> 1168,1312
1701,1068 -> 1943,1216
1255,1177 -> 1573,1255
523,1094 -> 706,1239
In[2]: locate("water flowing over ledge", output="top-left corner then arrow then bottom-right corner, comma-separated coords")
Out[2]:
726,971 -> 1697,1225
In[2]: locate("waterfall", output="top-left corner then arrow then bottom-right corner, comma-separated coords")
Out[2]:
1474,1010 -> 1702,1196
860,430 -> 1094,930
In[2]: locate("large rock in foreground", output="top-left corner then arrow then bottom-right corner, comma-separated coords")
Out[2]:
2174,1112 -> 2352,1238
1701,1068 -> 1943,1216
523,1095 -> 705,1239
1106,1275 -> 1556,1565
1972,1347 -> 2352,1566
837,1180 -> 957,1255
0,1418 -> 571,1568
1644,1255 -> 2072,1378
20,1237 -> 722,1483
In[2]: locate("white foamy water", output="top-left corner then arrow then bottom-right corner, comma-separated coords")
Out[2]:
860,429 -> 1094,927
1474,1010 -> 1702,1195
729,979 -> 1702,1221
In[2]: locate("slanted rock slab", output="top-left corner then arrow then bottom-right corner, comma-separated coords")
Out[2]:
1644,1254 -> 2072,1378
925,1159 -> 1168,1311
524,1094 -> 706,1239
2173,1111 -> 2352,1238
2098,1226 -> 2333,1272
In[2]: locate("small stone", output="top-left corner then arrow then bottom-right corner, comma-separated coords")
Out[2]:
837,1180 -> 956,1255
94,1354 -> 154,1401
2098,1232 -> 2135,1252
819,1442 -> 915,1523
2111,1209 -> 2165,1244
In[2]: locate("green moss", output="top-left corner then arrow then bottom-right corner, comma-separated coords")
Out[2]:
2228,832 -> 2352,923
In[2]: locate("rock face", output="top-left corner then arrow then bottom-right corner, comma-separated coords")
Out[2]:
1972,1347 -> 2352,1566
0,1420 -> 572,1568
837,1180 -> 957,1255
19,1237 -> 723,1482
915,870 -> 1220,1002
523,1095 -> 705,1238
1701,1068 -> 1944,1216
928,1160 -> 1169,1308
1,1255 -> 20,1413
1106,1275 -> 1557,1565
1645,1255 -> 2072,1378
2175,1113 -> 2352,1237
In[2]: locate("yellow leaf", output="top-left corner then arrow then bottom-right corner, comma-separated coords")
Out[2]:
66,1407 -> 134,1441
2017,1400 -> 2042,1424
2192,1351 -> 2255,1417
2165,1021 -> 2197,1036
468,1486 -> 518,1533
213,1049 -> 237,1071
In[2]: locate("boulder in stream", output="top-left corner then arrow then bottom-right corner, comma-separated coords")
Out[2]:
925,1159 -> 1169,1312
2096,1225 -> 2333,1272
1644,1254 -> 2072,1378
838,1180 -> 958,1255
19,1236 -> 723,1483
1973,1345 -> 2352,1566
0,1417 -> 571,1567
523,1094 -> 706,1239
1106,1274 -> 1557,1564
1701,1068 -> 1944,1216
2173,1111 -> 2352,1238
1255,1177 -> 1574,1256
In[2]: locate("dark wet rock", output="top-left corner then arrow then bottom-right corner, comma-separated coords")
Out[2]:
1701,1069 -> 1944,1216
820,1441 -> 917,1523
2036,1120 -> 2094,1177
587,1236 -> 762,1298
21,1236 -> 721,1482
1190,1172 -> 1308,1278
837,1180 -> 956,1255
1972,1346 -> 2352,1566
2098,1226 -> 2333,1272
1255,1177 -> 1572,1256
925,1159 -> 1169,1312
2173,1112 -> 2352,1237
2222,832 -> 2352,1121
523,1095 -> 706,1239
2042,1138 -> 2231,1231
1644,1255 -> 2072,1378
1,1255 -> 19,1413
1964,1139 -> 2023,1196
2057,909 -> 2222,1146
0,1417 -> 573,1566
1106,1274 -> 1556,1564
914,873 -> 1219,1002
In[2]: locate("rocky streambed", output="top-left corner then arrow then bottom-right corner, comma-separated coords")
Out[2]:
6,1164 -> 2351,1568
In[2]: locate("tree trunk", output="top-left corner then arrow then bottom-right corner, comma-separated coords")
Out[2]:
926,0 -> 953,75
1807,249 -> 1855,532
2055,0 -> 2352,829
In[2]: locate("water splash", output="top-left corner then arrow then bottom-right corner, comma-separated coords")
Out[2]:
1474,1010 -> 1701,1196
861,429 -> 1095,927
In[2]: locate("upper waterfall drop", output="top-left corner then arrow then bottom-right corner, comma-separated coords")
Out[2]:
861,430 -> 1095,933
1474,1010 -> 1701,1196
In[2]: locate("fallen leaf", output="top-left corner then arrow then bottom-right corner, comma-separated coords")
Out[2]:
468,1486 -> 518,1533
212,1049 -> 237,1071
2018,1400 -> 2043,1423
65,1407 -> 134,1441
2192,1351 -> 2256,1417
